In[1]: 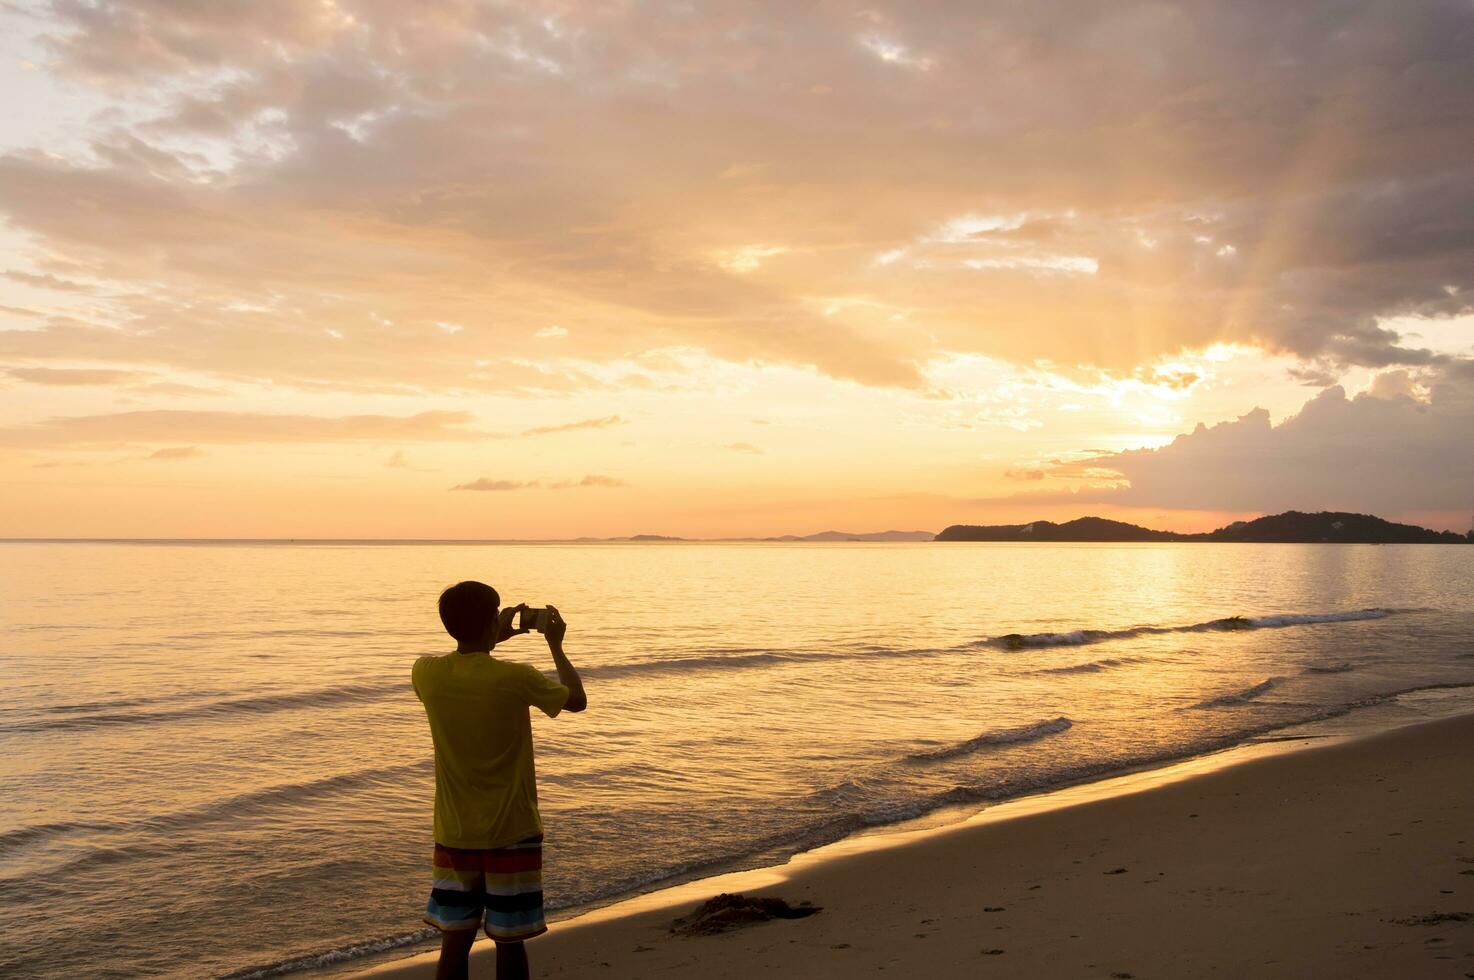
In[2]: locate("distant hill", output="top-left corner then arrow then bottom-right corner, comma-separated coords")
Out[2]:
936,511 -> 1470,544
935,516 -> 1184,542
1206,511 -> 1469,544
762,529 -> 936,542
571,530 -> 934,543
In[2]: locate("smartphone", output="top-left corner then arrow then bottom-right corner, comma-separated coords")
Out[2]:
519,606 -> 551,633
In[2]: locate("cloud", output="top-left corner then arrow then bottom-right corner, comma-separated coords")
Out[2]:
147,445 -> 203,460
133,381 -> 222,397
0,409 -> 486,447
450,478 -> 531,492
724,442 -> 764,454
0,407 -> 638,448
3,271 -> 92,293
1,365 -> 225,398
560,474 -> 627,488
519,415 -> 622,437
451,474 -> 627,491
1063,368 -> 1474,514
5,366 -> 142,385
4,0 -> 1469,392
535,325 -> 568,339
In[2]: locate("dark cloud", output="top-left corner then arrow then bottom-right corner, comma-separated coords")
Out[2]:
1070,370 -> 1474,515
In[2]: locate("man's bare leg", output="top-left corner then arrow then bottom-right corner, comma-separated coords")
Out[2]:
495,940 -> 528,980
435,928 -> 476,980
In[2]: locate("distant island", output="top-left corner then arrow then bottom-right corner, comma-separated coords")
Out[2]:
756,530 -> 936,542
574,530 -> 936,543
936,511 -> 1473,544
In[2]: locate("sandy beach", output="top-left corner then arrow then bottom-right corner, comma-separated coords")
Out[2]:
359,712 -> 1474,980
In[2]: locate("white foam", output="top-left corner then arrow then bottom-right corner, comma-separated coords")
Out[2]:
1246,609 -> 1392,628
223,929 -> 437,979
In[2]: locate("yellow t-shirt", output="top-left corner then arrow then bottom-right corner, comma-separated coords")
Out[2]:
412,652 -> 570,849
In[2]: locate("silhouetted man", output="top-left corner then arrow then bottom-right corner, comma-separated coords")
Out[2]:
414,582 -> 587,980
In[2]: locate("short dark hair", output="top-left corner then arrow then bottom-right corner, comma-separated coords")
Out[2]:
438,581 -> 500,643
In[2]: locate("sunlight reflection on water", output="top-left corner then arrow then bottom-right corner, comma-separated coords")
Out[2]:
2,541 -> 1472,978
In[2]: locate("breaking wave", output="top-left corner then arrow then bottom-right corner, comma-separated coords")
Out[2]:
0,761 -> 432,855
1038,656 -> 1148,675
0,682 -> 402,734
986,607 -> 1409,650
221,930 -> 439,980
905,717 -> 1074,762
1193,677 -> 1281,708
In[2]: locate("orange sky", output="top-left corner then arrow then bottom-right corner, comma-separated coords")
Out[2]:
1,2 -> 1471,538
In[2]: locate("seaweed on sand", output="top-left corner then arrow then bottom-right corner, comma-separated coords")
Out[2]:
670,893 -> 822,936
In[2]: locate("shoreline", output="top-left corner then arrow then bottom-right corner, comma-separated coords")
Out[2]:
343,689 -> 1474,979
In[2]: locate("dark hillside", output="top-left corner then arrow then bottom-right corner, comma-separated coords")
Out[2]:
1206,511 -> 1467,544
937,510 -> 1468,544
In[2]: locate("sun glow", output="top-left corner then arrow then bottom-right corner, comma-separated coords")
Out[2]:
1,2 -> 1471,536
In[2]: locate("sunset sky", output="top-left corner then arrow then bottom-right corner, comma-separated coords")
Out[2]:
1,1 -> 1471,538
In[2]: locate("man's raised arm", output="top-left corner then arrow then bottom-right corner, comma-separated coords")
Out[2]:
544,606 -> 586,713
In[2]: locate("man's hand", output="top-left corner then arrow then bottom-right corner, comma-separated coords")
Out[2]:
544,605 -> 567,648
495,604 -> 529,646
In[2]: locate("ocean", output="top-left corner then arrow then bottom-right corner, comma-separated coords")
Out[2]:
2,540 -> 1473,978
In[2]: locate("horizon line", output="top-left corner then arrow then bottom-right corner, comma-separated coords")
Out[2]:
4,510 -> 1469,545
0,535 -> 934,545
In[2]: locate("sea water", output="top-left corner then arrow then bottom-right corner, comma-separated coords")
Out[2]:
2,541 -> 1473,978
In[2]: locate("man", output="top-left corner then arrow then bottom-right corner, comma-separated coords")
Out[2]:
413,581 -> 587,980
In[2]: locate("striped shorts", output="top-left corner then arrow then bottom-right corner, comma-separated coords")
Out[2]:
425,836 -> 547,942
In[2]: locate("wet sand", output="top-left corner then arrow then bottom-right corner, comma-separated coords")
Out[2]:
357,713 -> 1474,979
